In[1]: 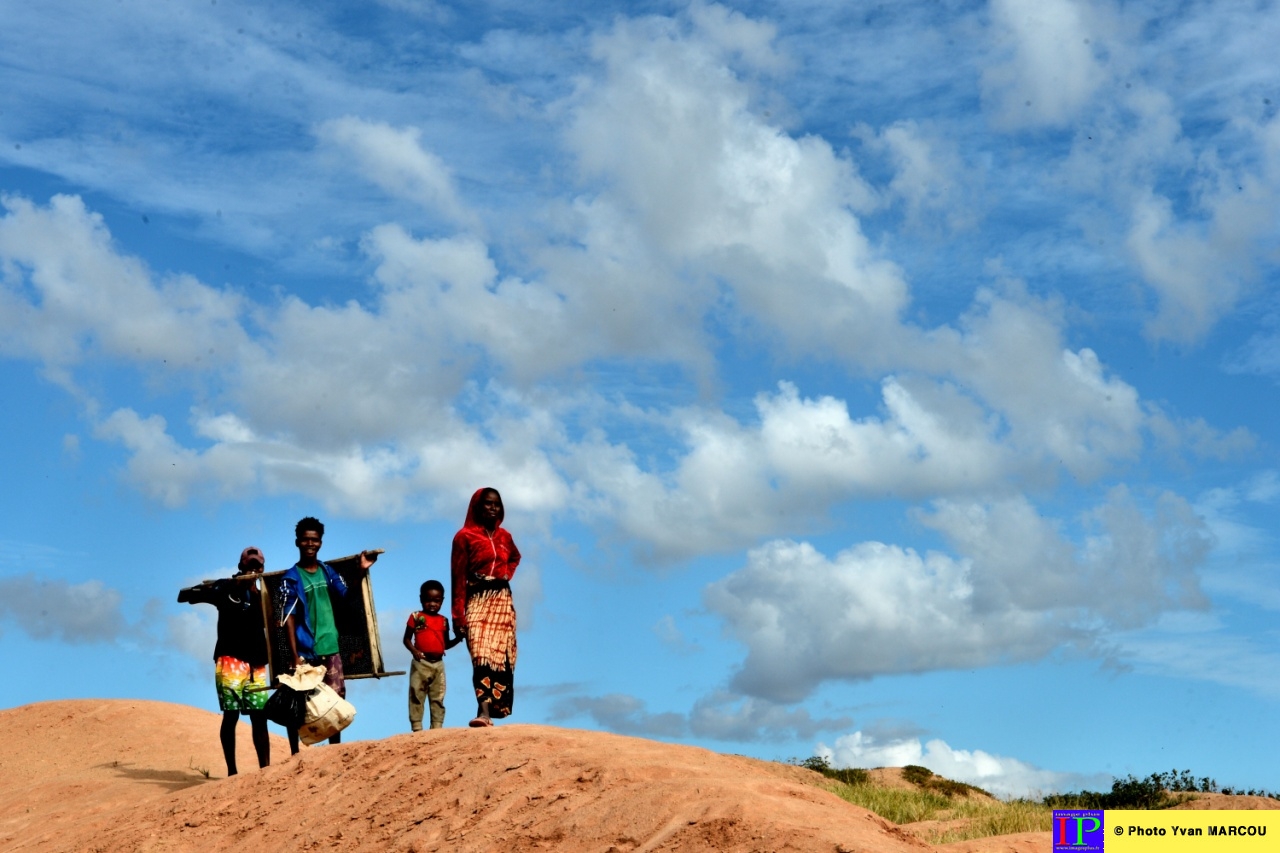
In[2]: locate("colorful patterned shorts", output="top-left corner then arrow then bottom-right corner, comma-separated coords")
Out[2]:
215,656 -> 269,712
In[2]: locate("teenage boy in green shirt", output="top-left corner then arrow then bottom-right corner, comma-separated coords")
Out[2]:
281,516 -> 377,749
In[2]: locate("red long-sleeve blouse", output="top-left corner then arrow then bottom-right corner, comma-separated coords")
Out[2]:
451,487 -> 521,628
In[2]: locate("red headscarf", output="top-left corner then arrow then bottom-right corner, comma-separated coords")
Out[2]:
462,486 -> 505,529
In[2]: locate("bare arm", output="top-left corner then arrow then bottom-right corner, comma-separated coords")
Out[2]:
285,613 -> 301,668
507,533 -> 521,574
451,535 -> 469,634
444,617 -> 463,650
403,624 -> 424,661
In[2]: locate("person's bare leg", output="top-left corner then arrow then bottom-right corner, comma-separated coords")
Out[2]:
249,711 -> 270,767
220,711 -> 240,776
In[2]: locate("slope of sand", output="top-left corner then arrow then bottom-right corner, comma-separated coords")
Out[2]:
2,700 -> 939,853
8,699 -> 1275,853
0,698 -> 294,848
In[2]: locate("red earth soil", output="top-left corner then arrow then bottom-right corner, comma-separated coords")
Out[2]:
0,698 -> 1101,853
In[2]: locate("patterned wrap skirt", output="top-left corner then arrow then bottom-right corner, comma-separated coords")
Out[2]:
465,581 -> 517,718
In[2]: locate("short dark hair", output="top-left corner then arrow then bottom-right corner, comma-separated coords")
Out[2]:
420,580 -> 444,597
295,516 -> 325,539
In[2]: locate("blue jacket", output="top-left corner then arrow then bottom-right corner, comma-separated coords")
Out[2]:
281,561 -> 349,661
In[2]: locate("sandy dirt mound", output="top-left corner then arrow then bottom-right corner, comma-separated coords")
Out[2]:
0,699 -> 292,849
3,699 -> 943,853
862,768 -> 923,792
866,768 -> 995,801
861,769 -> 990,801
10,700 -> 1277,853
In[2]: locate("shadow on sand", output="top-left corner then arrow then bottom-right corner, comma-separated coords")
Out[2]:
92,761 -> 216,793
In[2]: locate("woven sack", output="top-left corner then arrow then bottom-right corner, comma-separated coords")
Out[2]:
298,681 -> 356,745
278,662 -> 326,692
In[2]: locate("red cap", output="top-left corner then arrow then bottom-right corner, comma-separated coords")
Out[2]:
238,547 -> 265,570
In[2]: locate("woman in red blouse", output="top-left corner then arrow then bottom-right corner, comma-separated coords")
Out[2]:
451,487 -> 521,727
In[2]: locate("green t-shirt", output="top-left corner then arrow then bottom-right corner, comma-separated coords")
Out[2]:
301,566 -> 340,657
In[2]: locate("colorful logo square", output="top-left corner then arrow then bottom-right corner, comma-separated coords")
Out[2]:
1053,809 -> 1105,852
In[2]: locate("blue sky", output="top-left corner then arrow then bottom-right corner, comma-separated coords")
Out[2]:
2,0 -> 1278,798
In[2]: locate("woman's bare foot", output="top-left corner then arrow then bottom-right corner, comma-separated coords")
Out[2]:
469,699 -> 493,727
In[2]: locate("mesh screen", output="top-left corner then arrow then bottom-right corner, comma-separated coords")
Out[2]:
261,554 -> 376,683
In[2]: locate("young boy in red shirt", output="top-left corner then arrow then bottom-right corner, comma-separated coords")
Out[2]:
403,580 -> 461,730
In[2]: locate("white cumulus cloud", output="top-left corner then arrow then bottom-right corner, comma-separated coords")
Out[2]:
816,731 -> 1110,798
706,488 -> 1210,701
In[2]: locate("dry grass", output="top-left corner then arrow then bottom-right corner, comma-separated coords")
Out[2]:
794,762 -> 1280,844
824,781 -> 955,824
929,800 -> 1052,844
815,777 -> 1051,843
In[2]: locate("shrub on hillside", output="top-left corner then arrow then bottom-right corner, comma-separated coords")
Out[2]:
1044,768 -> 1279,809
793,755 -> 870,786
900,764 -> 988,798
